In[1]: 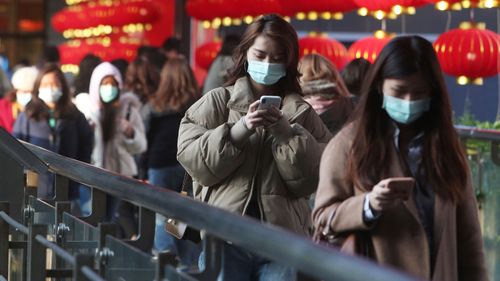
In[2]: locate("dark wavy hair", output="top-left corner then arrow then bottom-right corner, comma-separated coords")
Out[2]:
225,14 -> 301,94
124,56 -> 160,103
26,64 -> 76,121
347,35 -> 468,203
73,54 -> 102,96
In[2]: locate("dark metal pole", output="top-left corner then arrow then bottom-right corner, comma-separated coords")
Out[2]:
0,202 -> 9,278
174,0 -> 191,60
27,224 -> 47,281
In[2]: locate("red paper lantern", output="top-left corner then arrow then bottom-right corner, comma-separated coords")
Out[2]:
195,41 -> 222,70
52,0 -> 159,32
347,32 -> 393,63
280,0 -> 357,15
186,0 -> 286,21
433,22 -> 500,84
354,0 -> 429,18
186,0 -> 233,21
354,0 -> 428,11
299,35 -> 348,69
237,0 -> 286,17
59,40 -> 139,65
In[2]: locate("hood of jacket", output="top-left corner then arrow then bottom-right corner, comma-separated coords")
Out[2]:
89,62 -> 123,112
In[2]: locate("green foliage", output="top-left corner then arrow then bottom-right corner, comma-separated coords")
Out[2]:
455,111 -> 500,155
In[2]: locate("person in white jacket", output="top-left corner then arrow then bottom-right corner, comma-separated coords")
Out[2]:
88,62 -> 147,221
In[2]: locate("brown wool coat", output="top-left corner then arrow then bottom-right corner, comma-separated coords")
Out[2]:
177,77 -> 332,235
312,124 -> 488,281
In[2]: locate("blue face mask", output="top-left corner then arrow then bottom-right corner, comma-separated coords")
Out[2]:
247,60 -> 286,85
99,85 -> 119,103
382,94 -> 431,124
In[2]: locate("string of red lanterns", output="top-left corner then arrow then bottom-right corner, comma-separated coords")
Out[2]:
54,0 -> 174,72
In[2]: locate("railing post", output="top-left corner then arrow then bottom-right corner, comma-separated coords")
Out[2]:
155,251 -> 178,281
27,224 -> 47,281
97,223 -> 117,276
73,254 -> 94,281
0,147 -> 25,223
491,140 -> 500,166
53,174 -> 69,202
192,234 -> 222,281
126,206 -> 154,251
84,188 -> 106,226
0,202 -> 9,278
24,170 -> 38,204
55,202 -> 71,271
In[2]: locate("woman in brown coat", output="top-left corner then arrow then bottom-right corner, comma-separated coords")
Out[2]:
313,35 -> 488,281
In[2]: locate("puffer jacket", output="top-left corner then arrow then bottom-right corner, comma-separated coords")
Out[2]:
177,77 -> 332,236
87,62 -> 147,177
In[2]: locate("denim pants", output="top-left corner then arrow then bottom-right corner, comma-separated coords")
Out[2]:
199,243 -> 296,281
149,165 -> 200,266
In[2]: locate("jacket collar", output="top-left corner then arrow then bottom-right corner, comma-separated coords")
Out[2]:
227,76 -> 310,122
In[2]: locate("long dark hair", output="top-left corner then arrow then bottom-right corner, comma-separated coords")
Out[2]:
347,35 -> 468,203
26,64 -> 76,121
101,102 -> 117,144
225,14 -> 301,94
152,57 -> 199,112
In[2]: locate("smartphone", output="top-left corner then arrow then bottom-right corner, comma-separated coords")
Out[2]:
258,95 -> 282,110
386,177 -> 415,200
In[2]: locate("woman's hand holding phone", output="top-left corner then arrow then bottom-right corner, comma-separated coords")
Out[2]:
368,177 -> 415,212
244,99 -> 282,130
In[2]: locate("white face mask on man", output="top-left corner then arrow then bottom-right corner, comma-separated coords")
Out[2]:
38,87 -> 62,104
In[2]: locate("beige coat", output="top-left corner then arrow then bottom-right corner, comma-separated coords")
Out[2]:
312,124 -> 488,281
177,77 -> 332,235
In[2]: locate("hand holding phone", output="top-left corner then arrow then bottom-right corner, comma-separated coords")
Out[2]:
385,177 -> 415,200
369,177 -> 415,212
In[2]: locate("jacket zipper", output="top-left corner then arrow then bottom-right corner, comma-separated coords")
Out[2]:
240,103 -> 308,218
241,127 -> 265,220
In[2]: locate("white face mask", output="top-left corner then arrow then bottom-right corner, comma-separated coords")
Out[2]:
38,87 -> 62,104
16,92 -> 32,107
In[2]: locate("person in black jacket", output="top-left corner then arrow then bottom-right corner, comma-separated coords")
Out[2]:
141,57 -> 199,265
13,64 -> 93,213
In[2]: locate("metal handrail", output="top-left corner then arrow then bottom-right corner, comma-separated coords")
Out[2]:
455,125 -> 500,141
21,143 -> 418,281
0,128 -> 48,174
81,266 -> 106,281
35,234 -> 76,265
0,211 -> 28,234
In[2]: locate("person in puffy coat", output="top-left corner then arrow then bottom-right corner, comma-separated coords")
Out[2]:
87,62 -> 147,221
177,14 -> 332,281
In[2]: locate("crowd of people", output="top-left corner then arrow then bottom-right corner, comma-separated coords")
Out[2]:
0,14 -> 488,281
